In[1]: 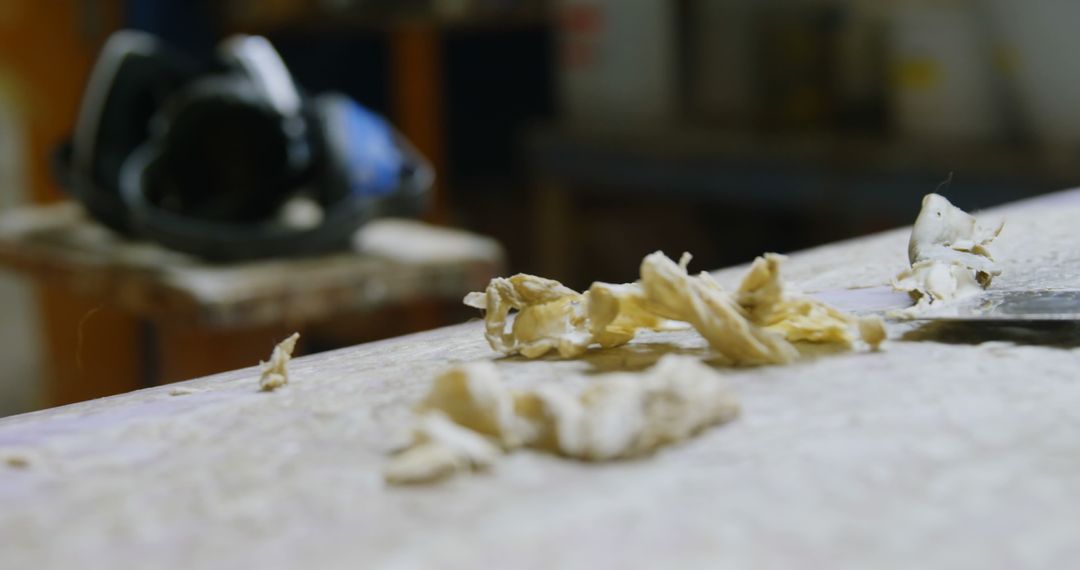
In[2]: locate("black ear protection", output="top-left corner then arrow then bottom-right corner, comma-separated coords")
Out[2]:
59,30 -> 432,261
66,30 -> 199,233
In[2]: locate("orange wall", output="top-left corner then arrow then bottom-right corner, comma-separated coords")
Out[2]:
0,1 -> 122,203
0,2 -> 136,409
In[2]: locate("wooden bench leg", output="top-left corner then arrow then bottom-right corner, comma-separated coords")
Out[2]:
153,322 -> 302,384
533,180 -> 576,282
38,285 -> 142,406
391,23 -> 447,224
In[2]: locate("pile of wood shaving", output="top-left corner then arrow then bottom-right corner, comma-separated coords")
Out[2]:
466,251 -> 885,365
384,355 -> 740,485
383,250 -> 891,485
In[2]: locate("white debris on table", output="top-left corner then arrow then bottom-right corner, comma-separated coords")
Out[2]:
892,193 -> 1004,317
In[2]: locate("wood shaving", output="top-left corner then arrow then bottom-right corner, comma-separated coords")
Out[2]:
464,251 -> 886,365
168,386 -> 202,396
735,254 -> 886,351
5,454 -> 31,469
383,412 -> 501,485
2,446 -> 44,470
857,316 -> 888,350
640,252 -> 799,365
551,355 -> 741,461
893,193 -> 1004,317
463,274 -> 666,359
416,361 -> 528,448
259,333 -> 300,392
385,355 -> 740,484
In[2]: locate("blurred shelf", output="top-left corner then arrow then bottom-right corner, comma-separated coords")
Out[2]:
221,6 -> 552,36
525,123 -> 1080,217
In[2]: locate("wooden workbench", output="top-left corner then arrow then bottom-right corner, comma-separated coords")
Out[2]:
3,191 -> 1080,569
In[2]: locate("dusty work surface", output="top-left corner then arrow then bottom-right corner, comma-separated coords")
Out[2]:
0,202 -> 504,328
3,191 -> 1080,569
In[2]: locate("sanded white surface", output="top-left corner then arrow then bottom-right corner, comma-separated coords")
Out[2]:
2,191 -> 1080,569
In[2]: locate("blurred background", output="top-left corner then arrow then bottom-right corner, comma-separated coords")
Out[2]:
2,0 -> 1079,416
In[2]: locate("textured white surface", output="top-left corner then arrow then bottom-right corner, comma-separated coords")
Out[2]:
2,191 -> 1080,569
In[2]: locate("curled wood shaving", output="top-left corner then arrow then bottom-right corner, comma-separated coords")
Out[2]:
893,193 -> 1004,316
857,316 -> 888,350
463,274 -> 667,359
383,412 -> 502,485
640,252 -> 797,365
259,333 -> 300,392
554,355 -> 741,461
735,253 -> 886,351
465,251 -> 885,364
416,361 -> 528,448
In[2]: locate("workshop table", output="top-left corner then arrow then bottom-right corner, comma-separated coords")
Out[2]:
0,202 -> 504,405
2,190 -> 1080,569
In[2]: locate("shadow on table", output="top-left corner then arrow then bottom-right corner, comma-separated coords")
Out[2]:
499,341 -> 712,375
579,343 -> 717,374
901,321 -> 1080,348
501,334 -> 867,374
